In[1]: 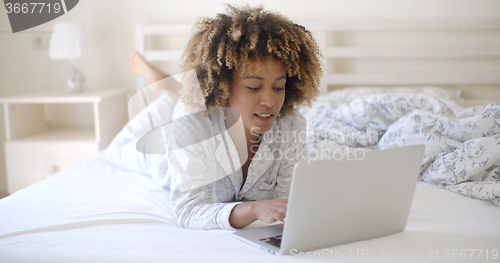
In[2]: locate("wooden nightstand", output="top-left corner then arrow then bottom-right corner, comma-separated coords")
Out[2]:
0,89 -> 130,194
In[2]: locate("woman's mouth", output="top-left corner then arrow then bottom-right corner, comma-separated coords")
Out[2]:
254,113 -> 273,119
254,113 -> 274,124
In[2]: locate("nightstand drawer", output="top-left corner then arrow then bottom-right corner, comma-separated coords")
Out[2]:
5,141 -> 99,194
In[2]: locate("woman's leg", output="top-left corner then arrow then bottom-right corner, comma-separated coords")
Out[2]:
129,51 -> 181,100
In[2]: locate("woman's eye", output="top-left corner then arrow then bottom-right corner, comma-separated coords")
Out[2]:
247,86 -> 260,91
274,87 -> 285,91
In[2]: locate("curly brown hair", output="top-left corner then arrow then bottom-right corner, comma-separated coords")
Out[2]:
180,4 -> 323,118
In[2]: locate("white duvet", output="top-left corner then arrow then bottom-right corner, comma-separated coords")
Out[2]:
1,154 -> 499,263
2,87 -> 500,262
300,90 -> 500,206
105,86 -> 500,206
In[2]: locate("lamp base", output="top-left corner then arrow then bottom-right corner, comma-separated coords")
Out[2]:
67,65 -> 85,93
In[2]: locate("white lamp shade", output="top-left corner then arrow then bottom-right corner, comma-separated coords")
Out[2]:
49,22 -> 82,60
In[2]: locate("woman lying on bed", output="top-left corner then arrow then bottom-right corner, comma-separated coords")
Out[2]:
129,4 -> 322,230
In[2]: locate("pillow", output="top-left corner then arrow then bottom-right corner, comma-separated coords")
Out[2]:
105,92 -> 177,175
298,86 -> 462,128
321,86 -> 462,108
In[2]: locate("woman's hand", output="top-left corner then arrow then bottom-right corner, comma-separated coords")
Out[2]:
229,199 -> 288,229
252,199 -> 288,223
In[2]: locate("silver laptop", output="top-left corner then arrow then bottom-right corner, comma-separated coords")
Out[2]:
233,144 -> 425,255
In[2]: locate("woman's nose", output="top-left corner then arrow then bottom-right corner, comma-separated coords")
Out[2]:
260,89 -> 275,107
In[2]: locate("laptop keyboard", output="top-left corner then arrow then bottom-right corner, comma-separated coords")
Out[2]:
260,235 -> 282,248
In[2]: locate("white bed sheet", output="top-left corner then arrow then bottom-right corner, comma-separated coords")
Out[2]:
1,153 -> 499,263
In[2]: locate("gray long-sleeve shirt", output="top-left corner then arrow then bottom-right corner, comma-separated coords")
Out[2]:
154,103 -> 308,230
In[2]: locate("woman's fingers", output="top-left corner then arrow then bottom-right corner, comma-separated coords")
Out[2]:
273,210 -> 285,222
273,200 -> 287,222
276,199 -> 288,212
257,199 -> 288,223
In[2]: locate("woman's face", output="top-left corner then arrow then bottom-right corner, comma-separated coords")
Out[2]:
228,58 -> 287,141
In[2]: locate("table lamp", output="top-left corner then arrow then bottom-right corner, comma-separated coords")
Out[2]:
49,22 -> 84,93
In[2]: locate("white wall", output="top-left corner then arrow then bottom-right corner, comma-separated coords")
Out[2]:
0,0 -> 499,195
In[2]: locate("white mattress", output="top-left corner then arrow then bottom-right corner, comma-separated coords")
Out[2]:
1,153 -> 499,263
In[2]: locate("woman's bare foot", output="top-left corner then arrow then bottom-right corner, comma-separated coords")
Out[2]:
129,51 -> 168,85
129,51 -> 182,99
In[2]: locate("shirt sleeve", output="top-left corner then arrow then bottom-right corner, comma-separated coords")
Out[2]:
275,112 -> 309,199
167,117 -> 241,231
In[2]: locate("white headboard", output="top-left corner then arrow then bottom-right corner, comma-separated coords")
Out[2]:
135,19 -> 500,106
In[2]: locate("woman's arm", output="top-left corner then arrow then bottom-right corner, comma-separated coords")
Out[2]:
229,199 -> 288,229
168,114 -> 241,230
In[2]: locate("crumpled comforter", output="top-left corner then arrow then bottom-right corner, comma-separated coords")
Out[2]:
299,93 -> 500,206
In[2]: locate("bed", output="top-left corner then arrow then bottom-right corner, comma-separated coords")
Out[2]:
1,19 -> 500,262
